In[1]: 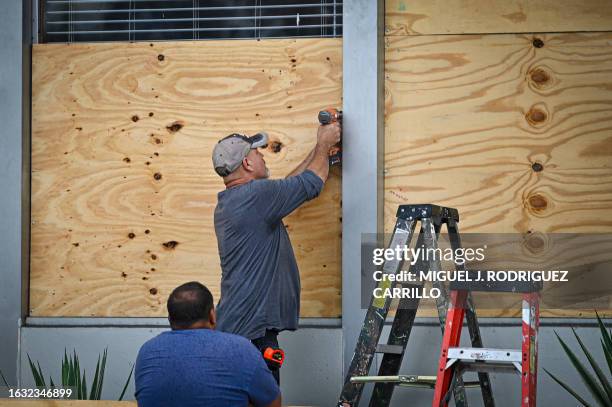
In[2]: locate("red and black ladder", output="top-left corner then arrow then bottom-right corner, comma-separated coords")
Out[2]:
338,204 -> 495,407
432,271 -> 541,407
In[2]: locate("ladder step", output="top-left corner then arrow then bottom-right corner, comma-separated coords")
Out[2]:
454,361 -> 521,375
447,347 -> 521,363
350,375 -> 482,389
375,344 -> 404,355
396,204 -> 459,222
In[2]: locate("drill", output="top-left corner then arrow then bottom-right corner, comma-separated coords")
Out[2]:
318,107 -> 342,165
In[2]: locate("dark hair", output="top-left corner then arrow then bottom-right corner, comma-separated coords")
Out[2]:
167,282 -> 213,329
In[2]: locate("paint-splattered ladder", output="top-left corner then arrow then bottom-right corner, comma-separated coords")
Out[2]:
338,204 -> 495,407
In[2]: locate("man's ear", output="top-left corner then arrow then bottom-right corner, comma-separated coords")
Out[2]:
242,157 -> 254,172
209,308 -> 216,329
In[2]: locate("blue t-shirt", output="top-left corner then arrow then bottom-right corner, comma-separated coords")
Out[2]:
214,170 -> 324,339
134,329 -> 280,407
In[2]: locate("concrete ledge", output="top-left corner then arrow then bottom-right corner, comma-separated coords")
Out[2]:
24,318 -> 342,328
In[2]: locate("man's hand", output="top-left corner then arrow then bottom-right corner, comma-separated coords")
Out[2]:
306,122 -> 341,182
287,122 -> 342,179
317,122 -> 341,150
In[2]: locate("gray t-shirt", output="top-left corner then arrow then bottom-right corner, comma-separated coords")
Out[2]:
214,170 -> 324,340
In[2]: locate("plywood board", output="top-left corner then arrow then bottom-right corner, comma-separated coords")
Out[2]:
31,39 -> 342,317
385,33 -> 612,317
385,0 -> 612,35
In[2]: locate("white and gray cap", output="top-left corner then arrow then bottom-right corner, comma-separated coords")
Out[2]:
212,132 -> 268,176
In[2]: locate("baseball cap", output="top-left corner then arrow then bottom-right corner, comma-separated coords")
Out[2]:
212,132 -> 269,176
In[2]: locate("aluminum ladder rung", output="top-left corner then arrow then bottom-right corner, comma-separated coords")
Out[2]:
375,344 -> 404,355
349,375 -> 480,389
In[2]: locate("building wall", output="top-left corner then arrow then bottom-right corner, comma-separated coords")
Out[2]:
1,1 -> 611,406
19,322 -> 605,405
20,325 -> 343,406
0,0 -> 29,386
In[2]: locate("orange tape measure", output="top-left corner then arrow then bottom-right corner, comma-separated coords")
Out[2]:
263,347 -> 285,367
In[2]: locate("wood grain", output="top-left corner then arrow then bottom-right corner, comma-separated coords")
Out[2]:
30,39 -> 342,317
385,33 -> 612,317
0,402 -> 135,407
385,0 -> 612,36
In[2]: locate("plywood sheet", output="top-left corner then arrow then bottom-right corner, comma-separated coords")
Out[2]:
385,33 -> 612,317
31,39 -> 342,317
385,0 -> 612,35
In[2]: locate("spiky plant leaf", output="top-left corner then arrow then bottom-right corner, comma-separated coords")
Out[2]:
603,339 -> 612,377
596,312 -> 612,354
544,368 -> 592,407
26,356 -> 39,386
89,354 -> 101,400
97,348 -> 108,399
596,313 -> 612,376
66,351 -> 75,388
118,364 -> 134,401
555,331 -> 608,406
27,354 -> 45,387
62,350 -> 69,386
36,362 -> 47,388
74,351 -> 82,399
81,371 -> 87,400
0,369 -> 10,387
572,328 -> 612,403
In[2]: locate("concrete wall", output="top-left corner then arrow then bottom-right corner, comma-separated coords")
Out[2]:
0,0 -> 30,387
19,322 -> 605,406
20,326 -> 343,406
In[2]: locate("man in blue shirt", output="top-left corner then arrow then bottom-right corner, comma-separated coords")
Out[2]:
212,124 -> 341,383
135,282 -> 280,407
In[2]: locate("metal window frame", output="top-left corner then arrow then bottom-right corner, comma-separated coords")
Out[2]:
39,0 -> 343,43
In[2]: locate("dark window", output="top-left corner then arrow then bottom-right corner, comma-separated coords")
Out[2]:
40,0 -> 343,43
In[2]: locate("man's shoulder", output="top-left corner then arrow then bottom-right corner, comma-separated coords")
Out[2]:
250,177 -> 276,191
212,331 -> 259,355
137,331 -> 173,353
212,330 -> 252,345
139,329 -> 255,352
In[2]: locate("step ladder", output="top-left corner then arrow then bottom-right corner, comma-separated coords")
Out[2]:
338,204 -> 494,407
432,274 -> 541,406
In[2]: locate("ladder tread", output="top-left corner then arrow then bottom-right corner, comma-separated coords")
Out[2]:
447,347 -> 522,362
375,344 -> 404,355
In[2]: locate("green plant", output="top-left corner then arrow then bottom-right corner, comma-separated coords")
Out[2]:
0,368 -> 9,387
27,348 -> 134,400
544,312 -> 612,406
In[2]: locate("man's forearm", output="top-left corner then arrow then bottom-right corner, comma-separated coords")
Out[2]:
305,144 -> 331,182
286,147 -> 316,178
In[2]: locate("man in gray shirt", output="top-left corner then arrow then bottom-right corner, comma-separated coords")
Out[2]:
212,123 -> 341,383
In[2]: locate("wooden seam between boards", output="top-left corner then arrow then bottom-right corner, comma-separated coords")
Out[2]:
30,38 -> 342,318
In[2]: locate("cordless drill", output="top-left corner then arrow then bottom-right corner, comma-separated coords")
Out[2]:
318,107 -> 342,165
